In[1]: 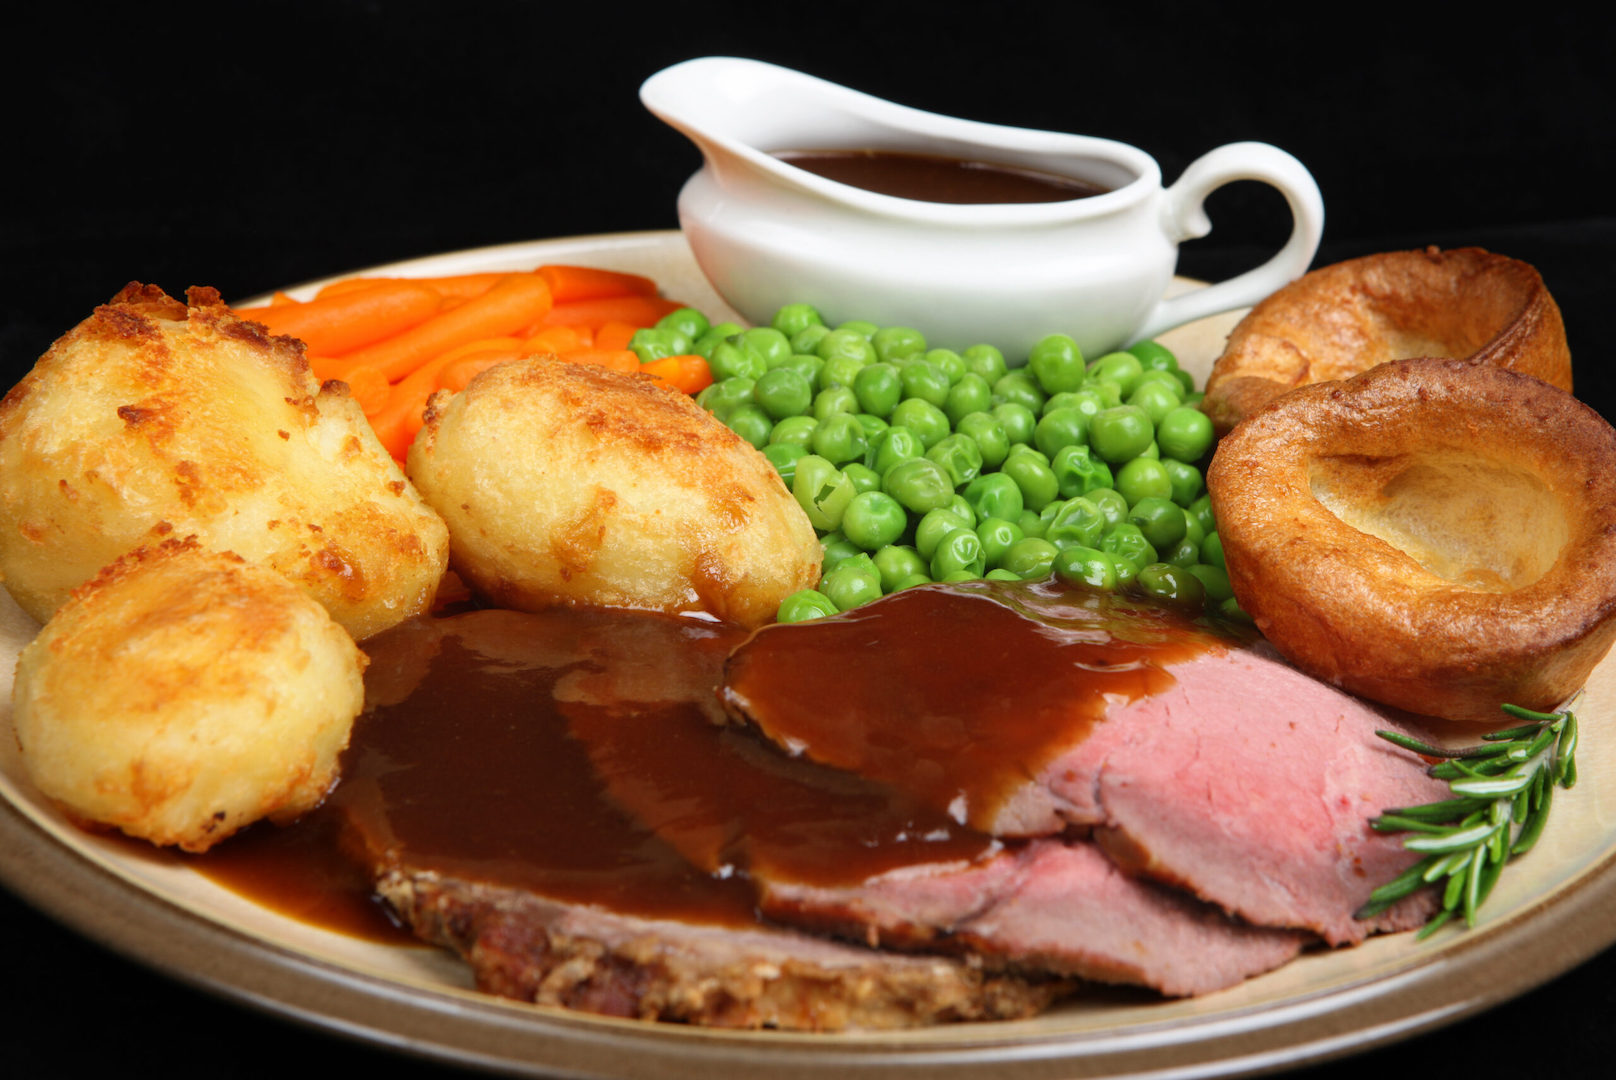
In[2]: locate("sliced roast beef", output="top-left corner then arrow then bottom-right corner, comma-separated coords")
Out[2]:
720,579 -> 1449,945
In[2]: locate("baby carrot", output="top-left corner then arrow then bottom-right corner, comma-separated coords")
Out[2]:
538,264 -> 658,302
333,364 -> 392,416
639,354 -> 714,395
315,272 -> 507,302
593,319 -> 640,352
324,273 -> 554,384
370,340 -> 539,458
554,348 -> 641,375
522,323 -> 591,352
539,294 -> 683,331
237,280 -> 444,357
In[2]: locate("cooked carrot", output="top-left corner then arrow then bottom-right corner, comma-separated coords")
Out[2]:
333,364 -> 392,416
323,273 -> 554,384
538,264 -> 658,303
236,280 -> 444,357
539,294 -> 683,331
639,354 -> 714,395
593,319 -> 640,352
369,340 -> 540,459
553,348 -> 641,375
522,323 -> 592,352
315,271 -> 507,302
439,353 -> 514,393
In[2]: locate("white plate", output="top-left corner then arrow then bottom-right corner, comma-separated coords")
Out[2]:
3,230 -> 1614,1079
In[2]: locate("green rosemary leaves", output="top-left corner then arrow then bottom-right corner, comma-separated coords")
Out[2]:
1356,699 -> 1580,939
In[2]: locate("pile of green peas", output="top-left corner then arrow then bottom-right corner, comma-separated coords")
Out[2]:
649,300 -> 1241,624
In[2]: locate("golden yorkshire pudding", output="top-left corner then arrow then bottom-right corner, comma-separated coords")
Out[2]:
1206,358 -> 1616,723
1201,247 -> 1572,434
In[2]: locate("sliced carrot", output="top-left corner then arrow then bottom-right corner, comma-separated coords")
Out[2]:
540,294 -> 683,331
638,354 -> 714,395
593,319 -> 640,351
236,280 -> 444,357
538,264 -> 658,303
315,271 -> 507,302
553,348 -> 641,375
323,273 -> 554,384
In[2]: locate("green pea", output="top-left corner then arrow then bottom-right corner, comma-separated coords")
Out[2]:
693,321 -> 744,358
1157,406 -> 1215,463
872,325 -> 927,362
1001,537 -> 1059,579
1162,536 -> 1202,568
873,544 -> 929,592
812,412 -> 869,466
1002,453 -> 1060,512
657,307 -> 710,342
842,490 -> 908,551
1087,486 -> 1129,528
836,319 -> 880,339
820,352 -> 868,391
1017,508 -> 1047,539
1115,457 -> 1174,505
1220,595 -> 1252,623
881,457 -> 956,514
1087,351 -> 1146,396
1128,380 -> 1183,427
854,413 -> 888,443
1188,563 -> 1234,604
926,433 -> 983,487
890,571 -> 933,592
985,568 -> 1021,582
842,461 -> 882,494
1109,552 -> 1140,588
1189,493 -> 1216,536
1202,531 -> 1226,570
771,302 -> 824,338
1162,458 -> 1204,508
869,425 -> 924,477
724,403 -> 773,448
975,516 -> 1024,569
820,560 -> 884,612
954,411 -> 1010,469
1127,496 -> 1188,551
1053,545 -> 1119,591
817,328 -> 877,372
1088,405 -> 1155,463
709,337 -> 769,382
992,371 -> 1046,413
628,326 -> 682,364
1051,444 -> 1113,499
740,326 -> 792,368
768,351 -> 824,393
944,373 -> 994,426
1033,406 -> 1090,459
962,343 -> 1008,383
1027,334 -> 1087,394
889,398 -> 951,449
790,322 -> 832,356
924,348 -> 965,384
1126,340 -> 1180,373
813,385 -> 860,420
792,455 -> 856,531
1101,521 -> 1159,571
992,402 -> 1038,446
697,375 -> 754,419
915,508 -> 973,561
962,472 -> 1025,524
777,588 -> 838,623
762,441 -> 807,485
753,367 -> 814,421
944,493 -> 976,527
852,362 -> 903,418
819,531 -> 864,573
768,414 -> 819,448
899,361 -> 951,408
931,527 -> 986,579
1044,496 -> 1107,551
1134,562 -> 1206,607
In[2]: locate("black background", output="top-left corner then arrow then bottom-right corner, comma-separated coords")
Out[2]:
4,2 -> 1614,1077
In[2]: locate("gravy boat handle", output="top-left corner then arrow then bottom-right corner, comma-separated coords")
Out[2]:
1133,142 -> 1324,344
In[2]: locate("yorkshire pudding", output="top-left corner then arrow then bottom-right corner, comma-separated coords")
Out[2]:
1206,358 -> 1616,723
1201,247 -> 1571,434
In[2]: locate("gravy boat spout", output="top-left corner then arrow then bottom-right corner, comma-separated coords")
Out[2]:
641,56 -> 1324,360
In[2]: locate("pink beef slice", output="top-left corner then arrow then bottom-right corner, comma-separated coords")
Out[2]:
720,580 -> 1449,947
756,838 -> 1308,999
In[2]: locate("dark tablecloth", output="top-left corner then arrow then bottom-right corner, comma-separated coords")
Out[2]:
4,5 -> 1613,1077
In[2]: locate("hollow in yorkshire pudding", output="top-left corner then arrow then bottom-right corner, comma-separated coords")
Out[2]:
1201,247 -> 1571,434
1207,358 -> 1616,723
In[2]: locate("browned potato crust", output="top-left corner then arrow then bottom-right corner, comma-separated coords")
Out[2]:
406,358 -> 821,628
0,284 -> 450,639
11,539 -> 366,851
1201,247 -> 1571,434
1207,358 -> 1616,722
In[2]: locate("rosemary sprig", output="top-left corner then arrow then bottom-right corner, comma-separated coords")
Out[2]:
1355,696 -> 1580,939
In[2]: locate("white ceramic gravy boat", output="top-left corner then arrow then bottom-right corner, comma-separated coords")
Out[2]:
641,57 -> 1325,360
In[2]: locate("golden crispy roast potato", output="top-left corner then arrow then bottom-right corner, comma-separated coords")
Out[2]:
1201,247 -> 1571,434
1207,358 -> 1616,722
11,540 -> 366,852
0,284 -> 449,640
406,358 -> 821,628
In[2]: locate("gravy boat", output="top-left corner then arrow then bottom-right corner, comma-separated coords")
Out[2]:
641,57 -> 1324,360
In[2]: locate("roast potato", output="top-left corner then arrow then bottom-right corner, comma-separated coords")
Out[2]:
1201,247 -> 1571,434
11,539 -> 366,851
0,283 -> 450,639
1207,358 -> 1616,722
406,357 -> 821,628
